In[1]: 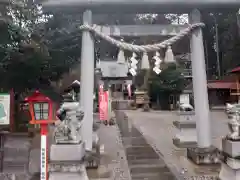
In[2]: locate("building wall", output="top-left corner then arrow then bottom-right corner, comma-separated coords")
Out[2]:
176,53 -> 192,79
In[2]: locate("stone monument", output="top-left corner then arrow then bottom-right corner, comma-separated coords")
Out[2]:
173,104 -> 197,148
49,96 -> 88,180
219,111 -> 240,180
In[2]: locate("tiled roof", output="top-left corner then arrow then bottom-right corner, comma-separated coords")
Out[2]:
184,80 -> 239,91
207,81 -> 235,89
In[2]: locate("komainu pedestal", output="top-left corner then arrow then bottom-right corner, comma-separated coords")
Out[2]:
49,102 -> 88,180
219,139 -> 240,180
219,114 -> 240,180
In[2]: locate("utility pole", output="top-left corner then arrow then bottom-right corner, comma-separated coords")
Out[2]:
204,40 -> 209,79
213,14 -> 221,78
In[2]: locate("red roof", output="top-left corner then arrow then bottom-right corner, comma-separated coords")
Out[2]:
207,80 -> 239,90
230,66 -> 240,73
25,91 -> 51,102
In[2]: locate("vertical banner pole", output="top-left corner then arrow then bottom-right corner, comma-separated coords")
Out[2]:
10,89 -> 14,132
106,90 -> 109,121
99,84 -> 104,121
40,124 -> 48,180
107,90 -> 111,121
105,90 -> 109,122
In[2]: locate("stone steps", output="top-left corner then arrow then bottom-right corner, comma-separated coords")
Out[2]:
0,173 -> 31,180
116,116 -> 176,180
3,147 -> 29,158
126,146 -> 156,154
128,159 -> 161,165
2,134 -> 30,173
129,163 -> 169,174
122,138 -> 148,146
127,153 -> 159,160
2,161 -> 29,173
131,172 -> 175,180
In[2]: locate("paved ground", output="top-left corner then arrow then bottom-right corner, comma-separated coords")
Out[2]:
87,122 -> 132,180
124,110 -> 228,178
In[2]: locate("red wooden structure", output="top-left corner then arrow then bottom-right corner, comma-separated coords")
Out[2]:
229,66 -> 240,97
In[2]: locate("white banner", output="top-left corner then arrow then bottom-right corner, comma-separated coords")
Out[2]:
0,94 -> 10,125
40,135 -> 47,180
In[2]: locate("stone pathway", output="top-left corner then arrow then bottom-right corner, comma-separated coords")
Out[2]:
87,121 -> 131,180
124,110 -> 228,179
116,111 -> 176,180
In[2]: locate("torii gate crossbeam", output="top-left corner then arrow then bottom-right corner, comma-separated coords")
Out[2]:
43,0 -> 240,13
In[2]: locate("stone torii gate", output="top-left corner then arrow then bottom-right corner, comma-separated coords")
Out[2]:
43,0 -> 240,179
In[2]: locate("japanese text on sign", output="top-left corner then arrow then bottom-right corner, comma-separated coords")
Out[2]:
40,135 -> 47,180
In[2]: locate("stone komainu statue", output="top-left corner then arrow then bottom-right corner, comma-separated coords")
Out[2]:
228,111 -> 240,140
54,100 -> 84,144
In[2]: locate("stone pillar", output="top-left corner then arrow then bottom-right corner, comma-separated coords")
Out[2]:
187,9 -> 220,164
80,10 -> 94,151
189,9 -> 211,148
172,111 -> 197,148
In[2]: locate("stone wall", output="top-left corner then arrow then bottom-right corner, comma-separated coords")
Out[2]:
112,100 -> 132,110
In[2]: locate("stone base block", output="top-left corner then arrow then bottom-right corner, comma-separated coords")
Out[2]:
50,143 -> 85,161
173,120 -> 196,129
219,158 -> 240,180
85,148 -> 100,169
177,111 -> 195,116
49,163 -> 88,180
173,120 -> 197,148
222,138 -> 240,158
187,146 -> 221,165
49,161 -> 85,173
49,172 -> 89,180
173,137 -> 197,148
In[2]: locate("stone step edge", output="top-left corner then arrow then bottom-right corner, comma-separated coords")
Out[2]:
131,171 -> 172,177
129,163 -> 167,169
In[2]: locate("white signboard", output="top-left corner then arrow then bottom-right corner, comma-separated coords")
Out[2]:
40,135 -> 47,180
0,94 -> 10,125
180,94 -> 190,105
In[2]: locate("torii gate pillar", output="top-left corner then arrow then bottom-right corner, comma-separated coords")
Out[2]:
80,10 -> 94,151
187,9 -> 220,164
190,9 -> 211,148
